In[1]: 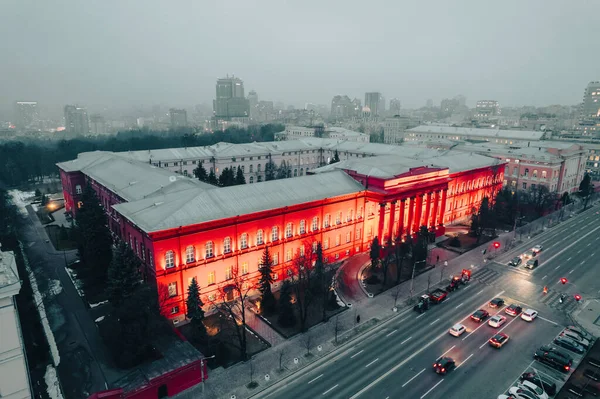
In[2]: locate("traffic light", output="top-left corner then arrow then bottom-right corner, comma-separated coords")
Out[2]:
560,277 -> 568,285
574,294 -> 582,302
493,242 -> 500,249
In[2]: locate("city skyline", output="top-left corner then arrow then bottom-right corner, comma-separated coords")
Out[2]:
1,1 -> 599,111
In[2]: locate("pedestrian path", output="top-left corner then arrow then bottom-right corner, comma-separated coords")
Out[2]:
238,306 -> 286,347
539,290 -> 581,313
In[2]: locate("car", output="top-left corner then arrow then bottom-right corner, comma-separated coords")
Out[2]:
521,250 -> 537,260
509,257 -> 522,266
554,336 -> 585,354
489,297 -> 505,308
506,304 -> 523,316
429,289 -> 448,304
433,357 -> 455,374
565,325 -> 593,341
497,396 -> 512,399
525,259 -> 539,269
539,344 -> 571,359
534,348 -> 573,373
488,315 -> 507,328
471,309 -> 490,322
521,309 -> 538,321
520,372 -> 557,395
560,330 -> 590,349
532,245 -> 543,253
508,387 -> 539,399
518,380 -> 549,399
448,323 -> 466,337
489,333 -> 510,348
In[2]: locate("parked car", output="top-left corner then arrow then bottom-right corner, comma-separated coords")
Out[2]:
521,309 -> 538,321
539,344 -> 571,359
534,348 -> 572,373
509,257 -> 522,266
525,259 -> 539,270
520,372 -> 557,395
506,304 -> 523,316
508,387 -> 539,399
448,324 -> 466,337
518,380 -> 549,399
554,336 -> 585,354
560,330 -> 590,349
565,325 -> 593,341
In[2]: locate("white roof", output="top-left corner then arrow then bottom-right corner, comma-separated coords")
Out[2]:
0,250 -> 20,298
113,171 -> 365,233
408,125 -> 545,140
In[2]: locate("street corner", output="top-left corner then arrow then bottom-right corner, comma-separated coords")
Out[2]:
571,299 -> 600,339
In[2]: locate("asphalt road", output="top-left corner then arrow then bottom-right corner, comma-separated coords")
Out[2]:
261,205 -> 600,399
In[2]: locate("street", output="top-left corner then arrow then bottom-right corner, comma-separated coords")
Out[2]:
259,205 -> 600,399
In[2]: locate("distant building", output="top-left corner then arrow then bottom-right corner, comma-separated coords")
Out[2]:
14,101 -> 39,130
90,114 -> 107,135
389,98 -> 401,115
405,125 -> 545,145
64,105 -> 89,136
213,75 -> 249,118
330,95 -> 353,119
426,99 -> 434,108
275,126 -> 369,143
0,248 -> 33,399
578,81 -> 600,136
364,92 -> 385,116
475,100 -> 501,120
384,116 -> 413,144
440,98 -> 460,116
169,108 -> 188,128
247,90 -> 259,119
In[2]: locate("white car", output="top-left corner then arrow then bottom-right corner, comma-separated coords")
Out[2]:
532,245 -> 543,254
449,323 -> 466,337
508,386 -> 541,399
488,315 -> 507,328
518,380 -> 549,399
521,309 -> 538,322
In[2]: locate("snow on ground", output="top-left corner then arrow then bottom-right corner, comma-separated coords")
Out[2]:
8,189 -> 36,216
44,364 -> 64,399
21,242 -> 61,367
95,316 -> 105,323
48,279 -> 63,296
90,300 -> 108,308
65,267 -> 85,298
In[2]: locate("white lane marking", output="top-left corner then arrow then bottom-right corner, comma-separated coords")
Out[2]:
479,340 -> 489,349
454,302 -> 464,309
542,275 -> 547,280
555,265 -> 561,270
420,379 -> 444,399
578,249 -> 582,254
402,368 -> 426,387
322,384 -> 339,395
416,313 -> 426,319
429,318 -> 440,326
398,316 -> 410,324
400,336 -> 413,345
592,253 -> 597,257
365,358 -> 379,368
538,316 -> 560,326
569,269 -> 575,274
588,243 -> 592,246
308,374 -> 324,384
386,329 -> 397,337
350,349 -> 364,359
463,284 -> 472,290
534,225 -> 600,272
440,345 -> 456,357
567,257 -> 572,261
580,261 -> 585,265
456,353 -> 474,369
476,289 -> 484,295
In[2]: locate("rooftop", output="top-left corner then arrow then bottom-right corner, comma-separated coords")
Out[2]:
449,142 -> 581,163
113,170 -> 365,233
407,125 -> 545,141
0,249 -> 20,299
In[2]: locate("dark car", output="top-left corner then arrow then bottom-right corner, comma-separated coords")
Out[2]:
505,304 -> 523,316
471,309 -> 490,322
509,257 -> 522,266
525,259 -> 539,270
534,349 -> 573,373
489,333 -> 509,348
433,357 -> 455,374
565,325 -> 593,341
539,344 -> 572,359
520,372 -> 557,395
489,297 -> 505,308
554,336 -> 585,354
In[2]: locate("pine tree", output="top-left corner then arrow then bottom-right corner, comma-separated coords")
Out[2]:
278,280 -> 296,327
312,242 -> 329,321
207,169 -> 218,185
107,241 -> 141,306
265,158 -> 276,181
258,246 -> 276,314
235,166 -> 246,185
193,163 -> 208,182
276,161 -> 288,179
369,237 -> 381,269
186,277 -> 206,337
330,149 -> 340,164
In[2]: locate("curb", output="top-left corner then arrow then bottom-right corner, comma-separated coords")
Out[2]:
357,262 -> 372,298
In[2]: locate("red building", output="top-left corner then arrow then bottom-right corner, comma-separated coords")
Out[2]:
58,148 -> 504,323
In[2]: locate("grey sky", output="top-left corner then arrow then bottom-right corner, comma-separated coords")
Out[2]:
2,0 -> 599,112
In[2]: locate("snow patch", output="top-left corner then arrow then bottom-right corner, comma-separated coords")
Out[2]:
8,190 -> 36,216
90,300 -> 108,308
44,364 -> 64,399
95,316 -> 105,323
65,267 -> 84,298
48,279 -> 63,296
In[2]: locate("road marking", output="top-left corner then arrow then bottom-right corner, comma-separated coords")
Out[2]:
569,269 -> 575,274
463,284 -> 472,290
555,265 -> 561,270
456,353 -> 474,369
454,302 -> 464,309
365,358 -> 379,368
322,384 -> 339,395
350,349 -> 364,359
416,313 -> 426,319
308,374 -> 323,384
538,316 -> 560,326
386,329 -> 397,337
578,250 -> 582,254
581,261 -> 585,265
588,243 -> 592,246
440,345 -> 455,357
402,368 -> 426,387
463,321 -> 486,341
542,275 -> 547,280
476,289 -> 484,295
592,253 -> 596,257
534,224 -> 600,273
567,257 -> 572,261
420,379 -> 444,399
429,318 -> 440,326
479,340 -> 489,349
400,336 -> 413,345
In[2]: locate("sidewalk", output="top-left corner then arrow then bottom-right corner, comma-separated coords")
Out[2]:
572,300 -> 600,338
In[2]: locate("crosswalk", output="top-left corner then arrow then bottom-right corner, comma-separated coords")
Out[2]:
539,290 -> 581,313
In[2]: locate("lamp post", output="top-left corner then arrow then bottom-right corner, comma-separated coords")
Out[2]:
201,355 -> 216,393
410,259 -> 426,298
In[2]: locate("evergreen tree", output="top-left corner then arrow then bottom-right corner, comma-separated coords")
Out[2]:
193,163 -> 208,182
330,149 -> 340,164
312,242 -> 329,321
34,188 -> 42,198
235,166 -> 246,185
258,246 -> 276,314
186,277 -> 206,337
107,241 -> 141,306
276,161 -> 288,179
265,158 -> 276,181
369,237 -> 381,269
219,167 -> 236,187
278,280 -> 296,327
579,172 -> 594,209
41,193 -> 48,206
207,169 -> 218,185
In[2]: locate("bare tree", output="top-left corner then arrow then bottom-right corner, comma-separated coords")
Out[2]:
302,331 -> 312,356
392,285 -> 402,307
210,265 -> 255,361
291,243 -> 317,332
333,316 -> 341,343
247,359 -> 258,389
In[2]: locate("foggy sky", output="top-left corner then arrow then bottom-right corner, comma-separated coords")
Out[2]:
2,0 -> 599,111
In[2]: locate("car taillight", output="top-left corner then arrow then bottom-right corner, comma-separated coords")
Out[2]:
433,363 -> 437,367
565,366 -> 570,371
441,368 -> 445,372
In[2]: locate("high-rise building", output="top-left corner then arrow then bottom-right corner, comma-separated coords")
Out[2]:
90,114 -> 107,135
384,115 -> 413,144
389,98 -> 401,115
213,75 -> 250,118
14,101 -> 39,130
364,92 -> 385,116
475,100 -> 501,120
330,95 -> 353,119
247,90 -> 259,119
455,95 -> 467,107
169,108 -> 188,128
578,81 -> 600,135
64,105 -> 89,136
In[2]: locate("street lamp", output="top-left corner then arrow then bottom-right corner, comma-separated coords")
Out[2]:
201,355 -> 216,392
410,259 -> 426,298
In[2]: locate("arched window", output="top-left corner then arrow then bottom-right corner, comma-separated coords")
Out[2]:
533,170 -> 538,178
165,250 -> 175,268
256,229 -> 264,245
240,233 -> 248,249
285,222 -> 293,238
524,168 -> 529,177
271,226 -> 279,242
249,164 -> 253,173
294,169 -> 298,177
205,241 -> 214,258
257,164 -> 261,172
299,220 -> 306,234
223,237 -> 232,253
249,176 -> 254,183
300,168 -> 304,175
185,245 -> 195,263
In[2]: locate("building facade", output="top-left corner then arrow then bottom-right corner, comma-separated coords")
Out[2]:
64,105 -> 90,136
406,125 -> 545,145
14,101 -> 39,131
213,76 -> 249,118
578,81 -> 600,136
475,100 -> 501,120
169,109 -> 188,128
383,116 -> 413,144
364,92 -> 384,117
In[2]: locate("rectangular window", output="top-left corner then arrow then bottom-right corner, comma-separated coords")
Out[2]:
75,185 -> 82,194
224,238 -> 231,253
299,220 -> 306,234
312,217 -> 319,231
541,171 -> 547,179
356,228 -> 361,240
358,206 -> 363,218
336,212 -> 341,225
285,223 -> 293,238
346,232 -> 351,243
240,234 -> 248,249
335,235 -> 341,246
347,209 -> 353,222
271,227 -> 279,242
257,230 -> 264,245
324,214 -> 330,228
225,266 -> 233,280
272,253 -> 279,265
324,239 -> 329,250
522,182 -> 527,189
165,251 -> 175,268
171,306 -> 179,315
241,262 -> 248,275
208,271 -> 215,285
312,241 -> 318,253
205,242 -> 214,258
168,282 -> 177,298
299,245 -> 305,257
285,249 -> 292,262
